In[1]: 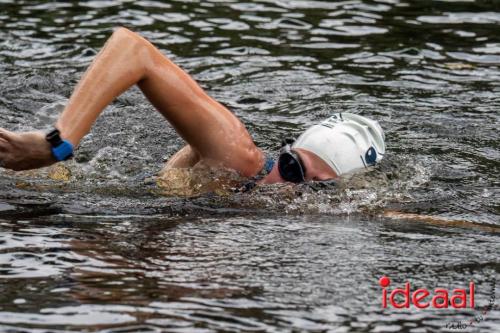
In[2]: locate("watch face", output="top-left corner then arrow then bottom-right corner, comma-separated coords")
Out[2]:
46,129 -> 63,147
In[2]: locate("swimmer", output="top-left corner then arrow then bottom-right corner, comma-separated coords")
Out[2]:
0,27 -> 385,187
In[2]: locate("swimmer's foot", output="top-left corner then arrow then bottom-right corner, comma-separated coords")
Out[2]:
0,129 -> 56,171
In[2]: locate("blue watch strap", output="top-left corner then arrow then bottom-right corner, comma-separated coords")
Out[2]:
51,140 -> 74,161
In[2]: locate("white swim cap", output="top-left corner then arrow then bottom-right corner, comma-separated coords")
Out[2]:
292,113 -> 385,175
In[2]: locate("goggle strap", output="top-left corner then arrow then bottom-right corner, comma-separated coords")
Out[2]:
280,137 -> 296,148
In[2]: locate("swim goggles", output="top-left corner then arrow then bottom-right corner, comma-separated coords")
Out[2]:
278,143 -> 306,183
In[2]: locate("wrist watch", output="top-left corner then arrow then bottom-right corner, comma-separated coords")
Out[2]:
46,128 -> 74,161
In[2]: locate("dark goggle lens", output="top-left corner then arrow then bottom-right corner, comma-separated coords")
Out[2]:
278,152 -> 305,183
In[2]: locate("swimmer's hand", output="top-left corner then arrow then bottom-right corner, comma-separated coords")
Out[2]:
0,129 -> 56,171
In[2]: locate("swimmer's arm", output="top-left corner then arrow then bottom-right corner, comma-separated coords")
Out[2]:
0,27 -> 263,175
163,145 -> 200,169
383,210 -> 500,233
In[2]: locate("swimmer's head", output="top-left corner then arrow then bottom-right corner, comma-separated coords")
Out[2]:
262,113 -> 385,184
292,113 -> 385,176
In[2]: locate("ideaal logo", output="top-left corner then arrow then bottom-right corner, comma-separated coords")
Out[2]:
378,276 -> 497,330
379,276 -> 475,309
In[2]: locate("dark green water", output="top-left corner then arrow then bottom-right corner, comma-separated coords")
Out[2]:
0,0 -> 499,332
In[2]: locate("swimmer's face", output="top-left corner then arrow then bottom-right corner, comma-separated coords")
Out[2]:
261,148 -> 337,184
